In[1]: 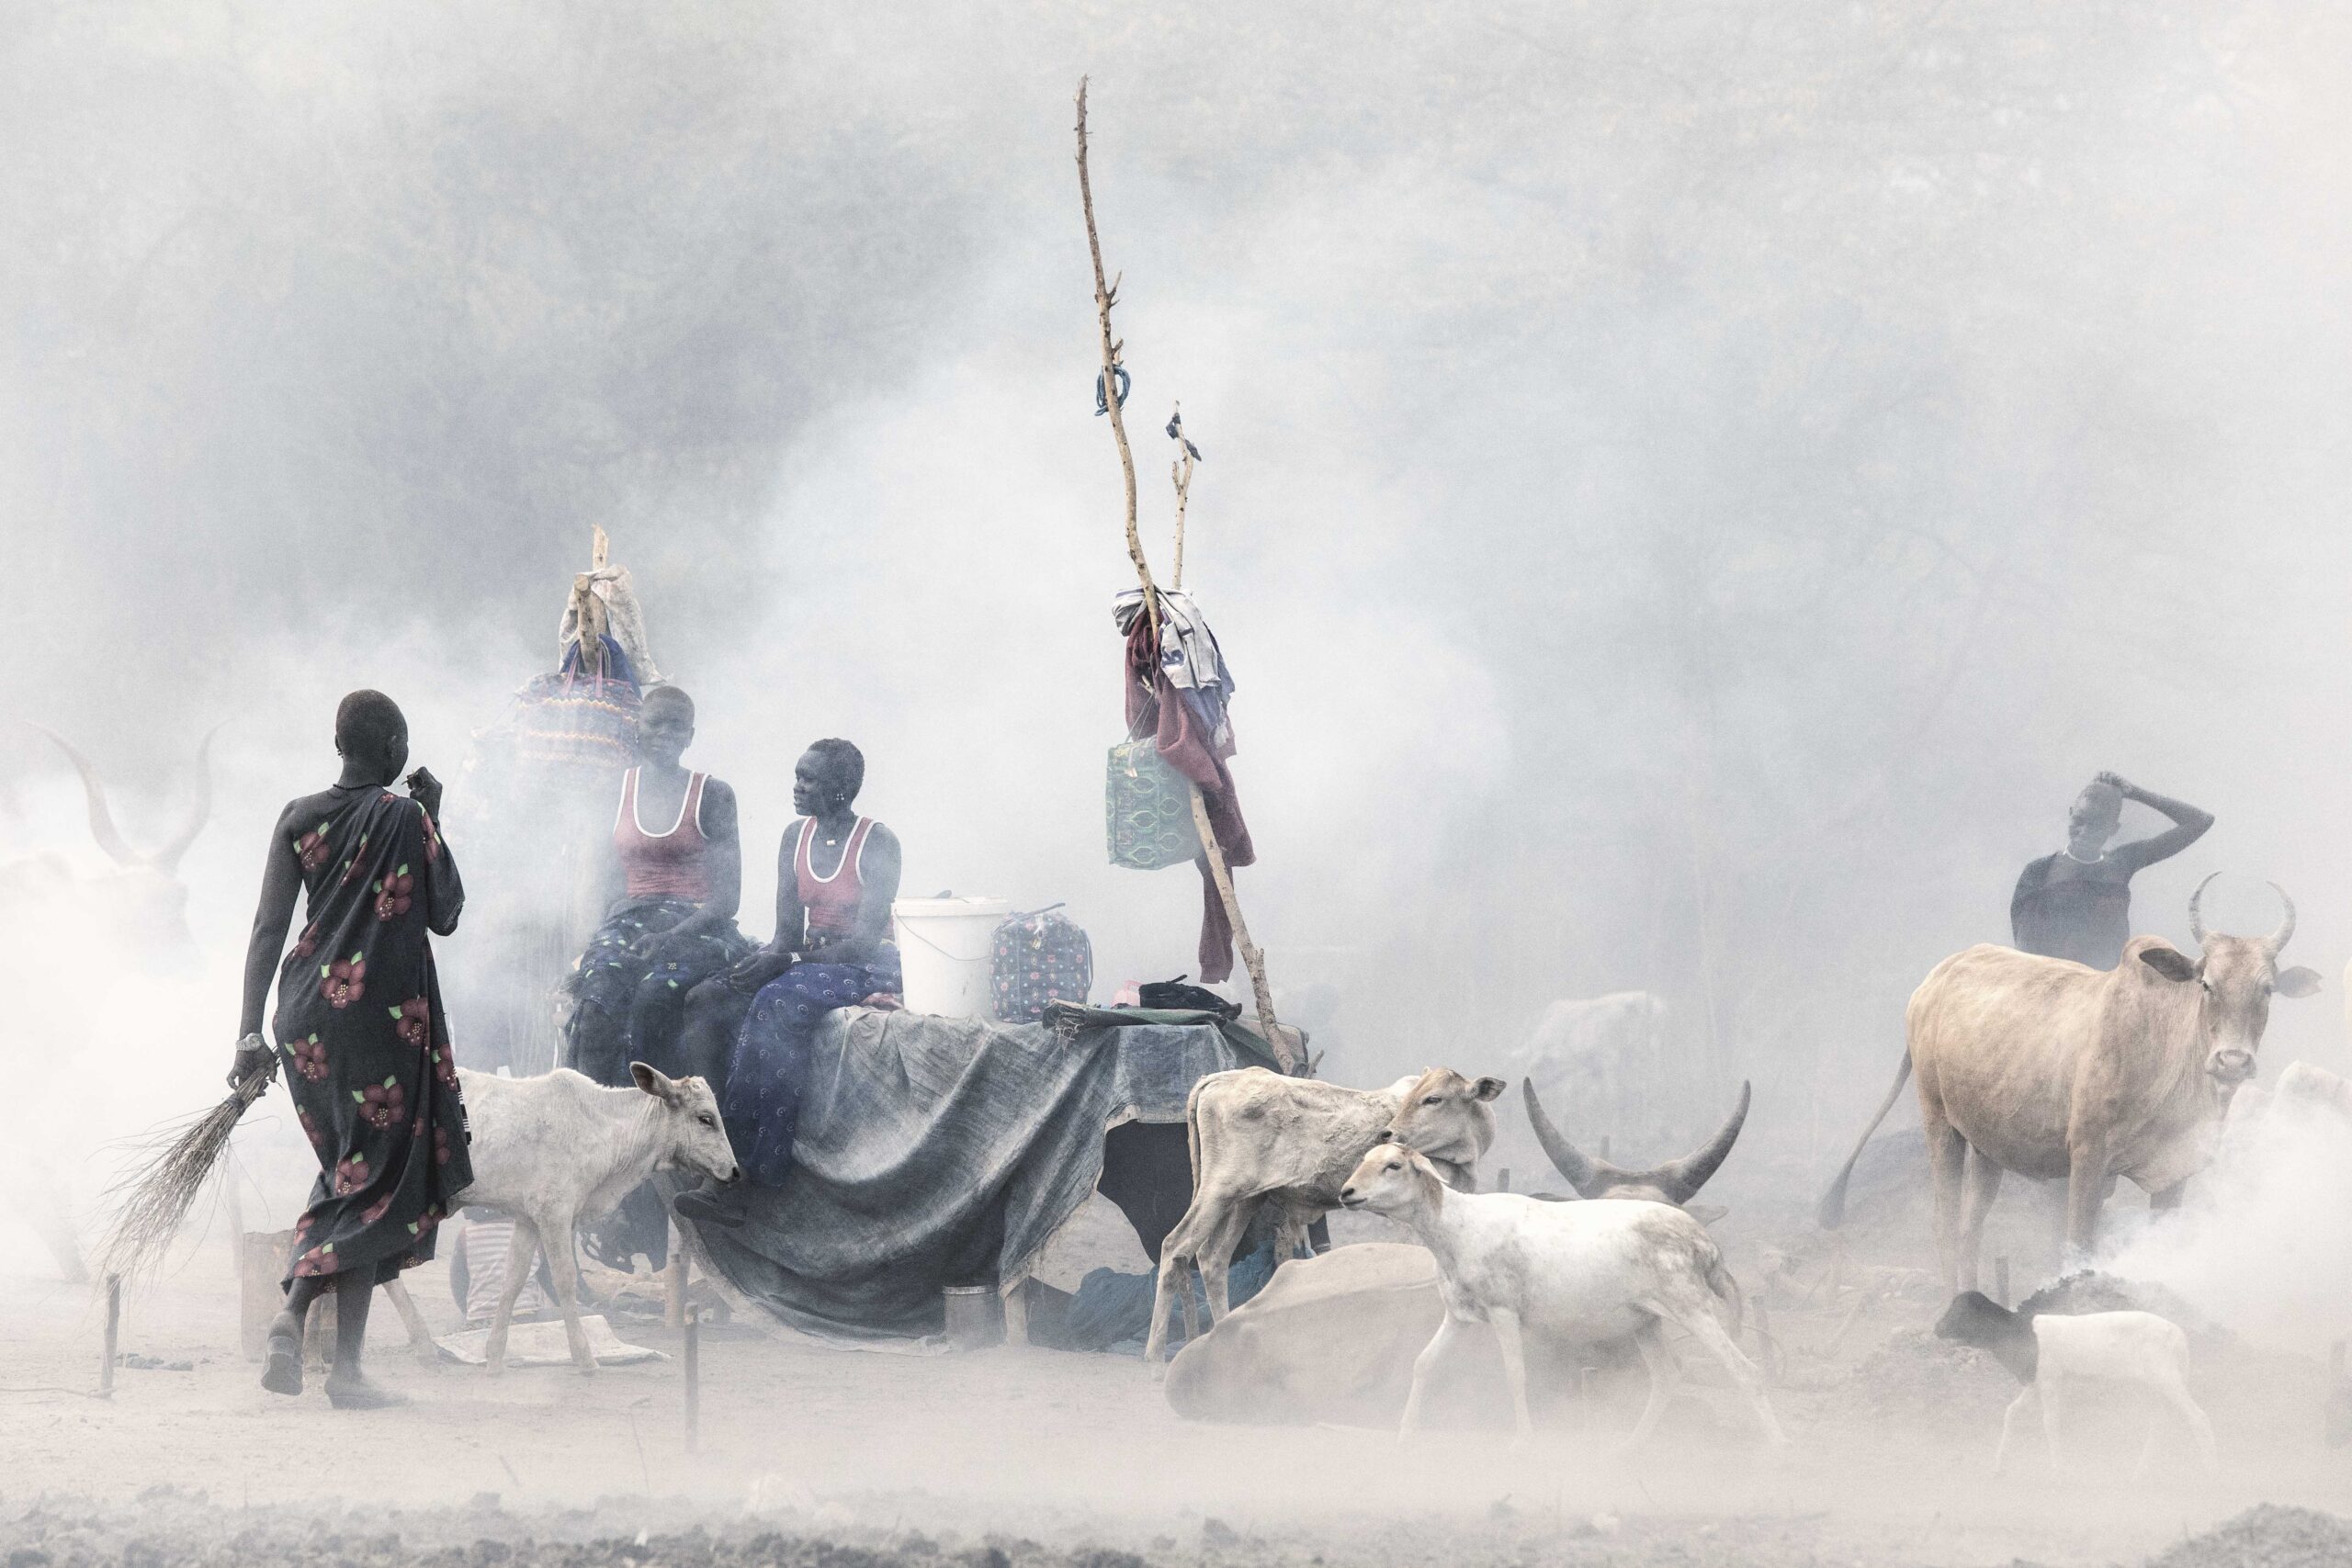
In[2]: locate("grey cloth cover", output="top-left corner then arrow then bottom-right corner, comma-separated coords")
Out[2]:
692,1006 -> 1283,1340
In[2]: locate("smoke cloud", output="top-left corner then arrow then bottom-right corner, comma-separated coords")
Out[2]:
8,3 -> 2352,1213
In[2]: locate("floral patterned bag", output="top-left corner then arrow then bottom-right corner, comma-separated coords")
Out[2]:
991,906 -> 1094,1023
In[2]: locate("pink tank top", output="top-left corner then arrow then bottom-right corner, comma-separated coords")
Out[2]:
796,816 -> 876,939
614,768 -> 713,901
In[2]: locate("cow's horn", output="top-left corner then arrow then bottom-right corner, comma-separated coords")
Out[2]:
28,725 -> 139,867
1647,1080 -> 1751,1205
2266,881 -> 2296,955
1521,1078 -> 1620,1198
151,726 -> 219,874
2188,871 -> 2220,947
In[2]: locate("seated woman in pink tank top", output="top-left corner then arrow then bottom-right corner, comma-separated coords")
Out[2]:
671,738 -> 902,1229
562,684 -> 751,1091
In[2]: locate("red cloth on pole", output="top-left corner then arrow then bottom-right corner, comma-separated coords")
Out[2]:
1125,615 -> 1254,982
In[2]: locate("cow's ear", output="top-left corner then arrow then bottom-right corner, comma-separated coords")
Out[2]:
2140,946 -> 2199,984
1686,1202 -> 1728,1226
2276,965 -> 2323,999
629,1062 -> 682,1102
1470,1076 -> 1507,1102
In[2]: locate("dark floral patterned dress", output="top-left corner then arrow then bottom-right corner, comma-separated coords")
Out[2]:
273,786 -> 472,1289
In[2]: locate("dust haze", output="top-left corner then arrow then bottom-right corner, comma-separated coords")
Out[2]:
7,6 -> 2352,1566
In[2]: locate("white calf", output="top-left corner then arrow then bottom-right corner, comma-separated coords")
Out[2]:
453,1063 -> 739,1373
1934,1292 -> 2217,1475
1338,1143 -> 1785,1445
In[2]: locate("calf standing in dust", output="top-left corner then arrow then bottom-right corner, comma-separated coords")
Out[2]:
1819,877 -> 2320,1292
1339,1144 -> 1785,1446
454,1062 -> 739,1372
1144,1066 -> 1504,1365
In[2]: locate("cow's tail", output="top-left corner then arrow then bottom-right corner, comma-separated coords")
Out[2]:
1815,1049 -> 1914,1229
1183,1076 -> 1208,1195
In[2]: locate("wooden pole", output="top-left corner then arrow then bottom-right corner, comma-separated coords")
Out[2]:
1076,81 -> 1289,1071
682,1304 -> 701,1455
99,1275 -> 120,1396
1074,80 -> 1157,651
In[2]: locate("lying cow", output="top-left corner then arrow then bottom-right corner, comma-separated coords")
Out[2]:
1818,876 -> 2320,1292
1339,1144 -> 1786,1445
451,1062 -> 739,1372
1165,1082 -> 1751,1425
1143,1066 -> 1504,1365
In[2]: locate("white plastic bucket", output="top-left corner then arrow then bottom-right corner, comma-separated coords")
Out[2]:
892,897 -> 1011,1018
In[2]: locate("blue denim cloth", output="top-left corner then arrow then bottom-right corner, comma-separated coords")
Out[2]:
725,951 -> 903,1188
1067,1242 -> 1277,1355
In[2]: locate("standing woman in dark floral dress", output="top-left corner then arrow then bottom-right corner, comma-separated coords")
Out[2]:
232,690 -> 471,1408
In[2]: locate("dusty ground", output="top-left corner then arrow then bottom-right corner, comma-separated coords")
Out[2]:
3,1185 -> 2349,1568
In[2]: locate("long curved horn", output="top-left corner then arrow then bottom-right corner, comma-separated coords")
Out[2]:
28,725 -> 137,867
1646,1081 -> 1752,1205
2265,881 -> 2296,955
2188,871 -> 2220,948
1521,1079 -> 1620,1198
151,726 -> 219,874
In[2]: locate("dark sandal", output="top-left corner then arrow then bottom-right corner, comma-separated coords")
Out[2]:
260,1333 -> 302,1397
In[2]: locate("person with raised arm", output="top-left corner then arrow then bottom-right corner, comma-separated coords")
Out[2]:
2010,772 -> 2214,969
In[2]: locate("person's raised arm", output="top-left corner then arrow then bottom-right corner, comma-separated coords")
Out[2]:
2102,773 -> 2215,872
851,824 -> 902,943
233,804 -> 303,1080
407,771 -> 464,937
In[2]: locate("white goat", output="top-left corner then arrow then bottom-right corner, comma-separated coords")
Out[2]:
453,1063 -> 739,1373
1337,1143 -> 1786,1445
1934,1292 -> 2217,1475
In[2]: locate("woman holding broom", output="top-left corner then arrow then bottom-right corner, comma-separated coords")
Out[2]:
231,690 -> 472,1407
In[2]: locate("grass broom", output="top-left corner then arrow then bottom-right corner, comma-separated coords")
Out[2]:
94,1056 -> 277,1289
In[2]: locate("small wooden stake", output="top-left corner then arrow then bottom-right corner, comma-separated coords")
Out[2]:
1497,1168 -> 1511,1193
99,1275 -> 120,1396
1994,1256 -> 2011,1309
664,1224 -> 689,1331
683,1304 -> 701,1456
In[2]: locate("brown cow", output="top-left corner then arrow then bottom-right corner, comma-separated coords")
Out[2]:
1818,877 -> 2320,1292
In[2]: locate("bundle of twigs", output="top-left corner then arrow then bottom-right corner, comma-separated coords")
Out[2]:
94,1059 -> 276,1287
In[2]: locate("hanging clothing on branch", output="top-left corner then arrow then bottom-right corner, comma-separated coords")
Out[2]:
1114,588 -> 1236,753
1118,594 -> 1254,983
